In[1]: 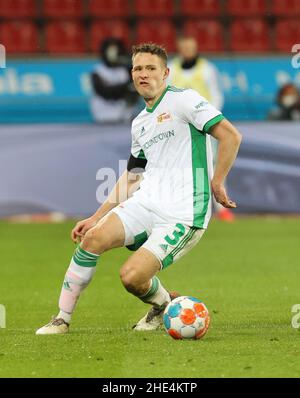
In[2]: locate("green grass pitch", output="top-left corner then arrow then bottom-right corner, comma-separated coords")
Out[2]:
0,217 -> 299,378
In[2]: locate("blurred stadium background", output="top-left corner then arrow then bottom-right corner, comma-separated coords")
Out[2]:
1,0 -> 300,379
0,0 -> 300,219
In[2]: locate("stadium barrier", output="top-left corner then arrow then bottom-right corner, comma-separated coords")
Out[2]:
1,122 -> 299,217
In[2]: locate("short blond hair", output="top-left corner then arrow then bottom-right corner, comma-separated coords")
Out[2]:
132,43 -> 168,66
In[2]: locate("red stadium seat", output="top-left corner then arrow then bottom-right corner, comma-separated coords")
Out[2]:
43,0 -> 84,18
227,0 -> 267,16
230,19 -> 270,52
0,21 -> 39,53
90,20 -> 130,52
183,20 -> 224,52
45,21 -> 86,53
136,20 -> 176,52
180,0 -> 221,16
0,0 -> 37,18
272,0 -> 300,16
134,0 -> 175,17
275,19 -> 300,52
89,0 -> 130,17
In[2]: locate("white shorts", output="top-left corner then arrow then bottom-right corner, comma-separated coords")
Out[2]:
111,196 -> 205,270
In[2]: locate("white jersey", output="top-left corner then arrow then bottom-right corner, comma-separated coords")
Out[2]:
130,85 -> 225,229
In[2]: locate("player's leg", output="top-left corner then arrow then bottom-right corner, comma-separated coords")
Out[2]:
125,223 -> 205,331
36,212 -> 125,335
120,247 -> 173,305
107,198 -> 175,330
120,247 -> 175,331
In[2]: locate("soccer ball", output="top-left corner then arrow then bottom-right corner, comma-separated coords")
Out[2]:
163,296 -> 210,340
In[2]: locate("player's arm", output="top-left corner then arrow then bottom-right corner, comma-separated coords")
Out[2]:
210,119 -> 242,208
71,157 -> 146,243
93,158 -> 145,221
94,171 -> 140,215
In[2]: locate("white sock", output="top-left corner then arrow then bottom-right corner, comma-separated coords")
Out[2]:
57,246 -> 99,324
57,310 -> 72,324
139,276 -> 170,308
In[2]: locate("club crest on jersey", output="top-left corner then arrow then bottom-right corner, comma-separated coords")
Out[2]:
157,112 -> 172,124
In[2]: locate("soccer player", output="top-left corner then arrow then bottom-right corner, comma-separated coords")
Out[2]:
36,43 -> 242,334
169,36 -> 234,222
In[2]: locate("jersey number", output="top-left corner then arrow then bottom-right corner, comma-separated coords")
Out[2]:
164,223 -> 186,246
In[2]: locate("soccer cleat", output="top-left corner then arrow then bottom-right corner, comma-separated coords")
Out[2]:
132,305 -> 165,331
35,317 -> 69,335
133,291 -> 180,331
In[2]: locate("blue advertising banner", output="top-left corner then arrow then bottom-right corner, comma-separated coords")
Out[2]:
0,56 -> 299,123
0,59 -> 94,123
216,56 -> 300,120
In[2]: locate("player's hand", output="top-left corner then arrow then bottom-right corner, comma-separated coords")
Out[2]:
211,181 -> 237,209
71,217 -> 98,243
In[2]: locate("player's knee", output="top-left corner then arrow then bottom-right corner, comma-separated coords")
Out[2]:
120,267 -> 140,293
81,227 -> 111,254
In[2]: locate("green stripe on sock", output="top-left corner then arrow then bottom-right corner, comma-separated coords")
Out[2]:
75,251 -> 96,262
73,246 -> 99,267
77,246 -> 99,260
139,276 -> 160,302
73,257 -> 97,267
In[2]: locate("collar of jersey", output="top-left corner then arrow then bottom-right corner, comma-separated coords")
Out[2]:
145,85 -> 169,113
